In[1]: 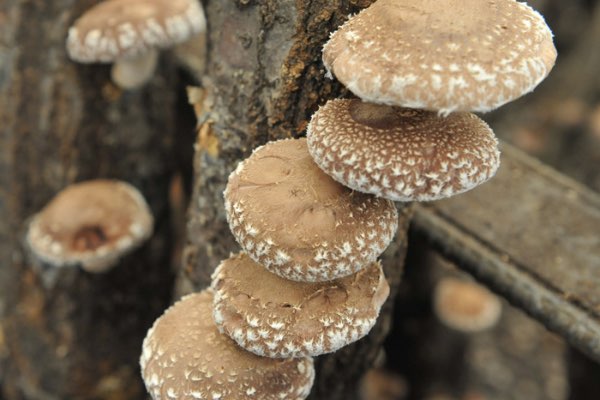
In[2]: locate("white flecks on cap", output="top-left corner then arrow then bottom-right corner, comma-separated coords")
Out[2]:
307,99 -> 501,202
211,253 -> 390,358
25,179 -> 153,273
140,290 -> 315,400
223,138 -> 398,282
323,0 -> 557,113
433,277 -> 503,333
67,0 -> 207,63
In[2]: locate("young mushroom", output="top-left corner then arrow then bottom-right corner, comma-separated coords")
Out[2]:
212,253 -> 389,358
307,99 -> 500,201
141,290 -> 315,400
322,0 -> 557,114
433,277 -> 502,333
224,138 -> 398,282
66,0 -> 206,89
25,179 -> 153,273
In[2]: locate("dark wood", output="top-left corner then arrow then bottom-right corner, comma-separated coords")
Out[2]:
386,240 -> 471,400
568,348 -> 600,400
412,142 -> 600,362
0,1 -> 179,398
180,1 -> 412,399
387,246 -> 569,400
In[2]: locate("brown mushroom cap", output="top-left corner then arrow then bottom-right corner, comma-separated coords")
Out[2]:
212,253 -> 389,358
323,0 -> 557,113
224,138 -> 398,282
141,290 -> 315,400
26,179 -> 153,273
433,277 -> 502,333
307,99 -> 500,201
66,0 -> 206,62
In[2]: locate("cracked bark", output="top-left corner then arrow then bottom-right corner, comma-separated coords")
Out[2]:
0,1 -> 178,398
180,1 -> 411,399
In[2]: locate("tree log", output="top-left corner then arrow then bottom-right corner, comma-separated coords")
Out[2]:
180,1 -> 412,399
0,1 -> 179,398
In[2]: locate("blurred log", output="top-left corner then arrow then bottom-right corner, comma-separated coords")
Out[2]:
0,1 -> 178,398
180,1 -> 412,399
412,142 -> 600,363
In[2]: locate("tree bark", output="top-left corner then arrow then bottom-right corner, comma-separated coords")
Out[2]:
0,1 -> 179,398
180,1 -> 412,399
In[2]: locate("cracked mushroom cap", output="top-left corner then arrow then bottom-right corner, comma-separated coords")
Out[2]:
66,0 -> 206,62
323,0 -> 557,114
212,253 -> 389,358
141,290 -> 315,400
433,277 -> 502,333
224,138 -> 398,282
307,99 -> 500,202
26,179 -> 153,273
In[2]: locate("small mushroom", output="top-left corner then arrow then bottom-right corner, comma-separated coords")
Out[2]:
224,138 -> 398,282
212,253 -> 389,358
322,0 -> 557,114
307,99 -> 500,201
26,179 -> 153,273
433,277 -> 502,333
359,368 -> 409,400
66,0 -> 206,89
140,290 -> 315,400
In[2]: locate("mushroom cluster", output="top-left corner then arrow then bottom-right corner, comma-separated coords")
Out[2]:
140,138 -> 396,397
139,0 -> 558,398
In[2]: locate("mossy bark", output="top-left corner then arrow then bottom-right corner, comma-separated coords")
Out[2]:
0,1 -> 179,398
180,1 -> 412,399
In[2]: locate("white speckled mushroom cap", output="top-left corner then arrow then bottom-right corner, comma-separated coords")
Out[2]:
224,138 -> 398,282
66,0 -> 206,62
141,290 -> 315,400
433,277 -> 502,333
323,0 -> 557,113
307,99 -> 500,201
26,179 -> 153,273
212,253 -> 389,358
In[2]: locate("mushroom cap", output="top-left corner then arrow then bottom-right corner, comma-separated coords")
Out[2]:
66,0 -> 206,62
322,0 -> 557,113
307,99 -> 500,202
224,138 -> 398,282
433,277 -> 502,333
212,253 -> 389,358
26,179 -> 153,273
141,290 -> 315,400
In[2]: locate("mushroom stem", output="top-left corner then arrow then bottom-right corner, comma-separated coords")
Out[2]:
111,49 -> 159,90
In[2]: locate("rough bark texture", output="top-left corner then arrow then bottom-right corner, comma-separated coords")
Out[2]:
180,1 -> 411,399
0,1 -> 179,398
